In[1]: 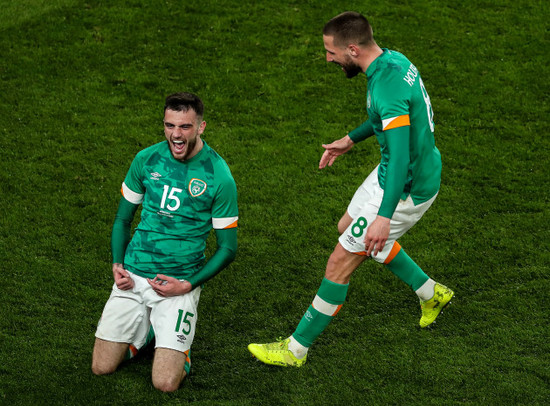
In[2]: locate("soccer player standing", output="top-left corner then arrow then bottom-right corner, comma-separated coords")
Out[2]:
92,93 -> 238,391
248,12 -> 453,367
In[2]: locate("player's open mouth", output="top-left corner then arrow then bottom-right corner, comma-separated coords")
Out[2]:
173,140 -> 186,153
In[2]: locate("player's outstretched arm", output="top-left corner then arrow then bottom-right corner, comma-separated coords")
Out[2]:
319,135 -> 355,169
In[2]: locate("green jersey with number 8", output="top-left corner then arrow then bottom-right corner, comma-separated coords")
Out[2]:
120,140 -> 238,279
366,48 -> 441,204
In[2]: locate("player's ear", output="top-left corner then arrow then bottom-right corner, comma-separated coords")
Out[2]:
348,44 -> 359,57
198,121 -> 206,135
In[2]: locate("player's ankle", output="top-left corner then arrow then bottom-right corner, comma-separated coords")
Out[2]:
415,278 -> 436,301
288,336 -> 308,359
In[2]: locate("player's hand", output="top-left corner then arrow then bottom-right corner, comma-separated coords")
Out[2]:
147,274 -> 192,297
113,263 -> 134,290
319,135 -> 355,169
364,216 -> 391,257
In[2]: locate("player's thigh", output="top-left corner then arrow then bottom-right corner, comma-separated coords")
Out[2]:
338,211 -> 354,235
92,338 -> 128,375
95,285 -> 149,342
150,287 -> 201,353
341,193 -> 438,263
339,176 -> 394,260
151,348 -> 188,392
345,166 -> 380,221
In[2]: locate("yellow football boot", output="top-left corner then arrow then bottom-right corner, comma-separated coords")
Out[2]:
419,283 -> 454,328
248,338 -> 307,367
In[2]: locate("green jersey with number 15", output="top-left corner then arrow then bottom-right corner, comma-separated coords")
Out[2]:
120,140 -> 238,279
367,48 -> 441,204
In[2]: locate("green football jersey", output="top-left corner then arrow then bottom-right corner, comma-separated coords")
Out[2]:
120,140 -> 238,279
366,48 -> 441,205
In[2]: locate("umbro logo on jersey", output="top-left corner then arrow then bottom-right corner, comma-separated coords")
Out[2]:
189,178 -> 207,197
150,172 -> 163,180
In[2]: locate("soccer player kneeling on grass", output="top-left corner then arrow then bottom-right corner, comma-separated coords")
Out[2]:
248,12 -> 454,367
92,92 -> 238,391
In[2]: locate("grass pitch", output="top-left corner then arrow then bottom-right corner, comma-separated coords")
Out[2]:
0,0 -> 548,405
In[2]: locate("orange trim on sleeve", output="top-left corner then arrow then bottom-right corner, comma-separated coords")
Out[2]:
383,241 -> 402,264
224,220 -> 238,229
384,115 -> 410,131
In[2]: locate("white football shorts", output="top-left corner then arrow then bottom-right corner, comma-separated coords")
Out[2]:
95,272 -> 201,354
339,165 -> 437,263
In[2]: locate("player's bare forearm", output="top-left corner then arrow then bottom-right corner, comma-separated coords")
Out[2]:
319,135 -> 355,169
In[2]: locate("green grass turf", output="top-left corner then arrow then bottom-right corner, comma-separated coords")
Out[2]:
0,0 -> 548,404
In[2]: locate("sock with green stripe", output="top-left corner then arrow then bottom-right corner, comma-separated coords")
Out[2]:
290,278 -> 349,356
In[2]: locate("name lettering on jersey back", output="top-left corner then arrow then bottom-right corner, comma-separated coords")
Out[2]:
403,64 -> 418,87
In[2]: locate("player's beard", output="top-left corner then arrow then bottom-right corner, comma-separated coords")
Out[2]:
342,58 -> 363,78
171,132 -> 200,162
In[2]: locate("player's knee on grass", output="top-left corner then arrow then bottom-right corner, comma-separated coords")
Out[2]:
91,339 -> 128,375
152,371 -> 187,393
91,354 -> 120,376
152,348 -> 188,392
91,360 -> 116,376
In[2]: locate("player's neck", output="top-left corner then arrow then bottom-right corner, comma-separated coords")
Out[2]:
187,138 -> 204,161
361,44 -> 383,72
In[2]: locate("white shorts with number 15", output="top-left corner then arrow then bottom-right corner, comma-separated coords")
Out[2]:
95,272 -> 201,354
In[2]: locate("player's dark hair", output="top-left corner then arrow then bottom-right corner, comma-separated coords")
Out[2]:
323,11 -> 374,48
164,92 -> 204,119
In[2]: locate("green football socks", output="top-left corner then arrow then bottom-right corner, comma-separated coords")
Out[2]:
292,278 -> 349,348
385,246 -> 430,292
